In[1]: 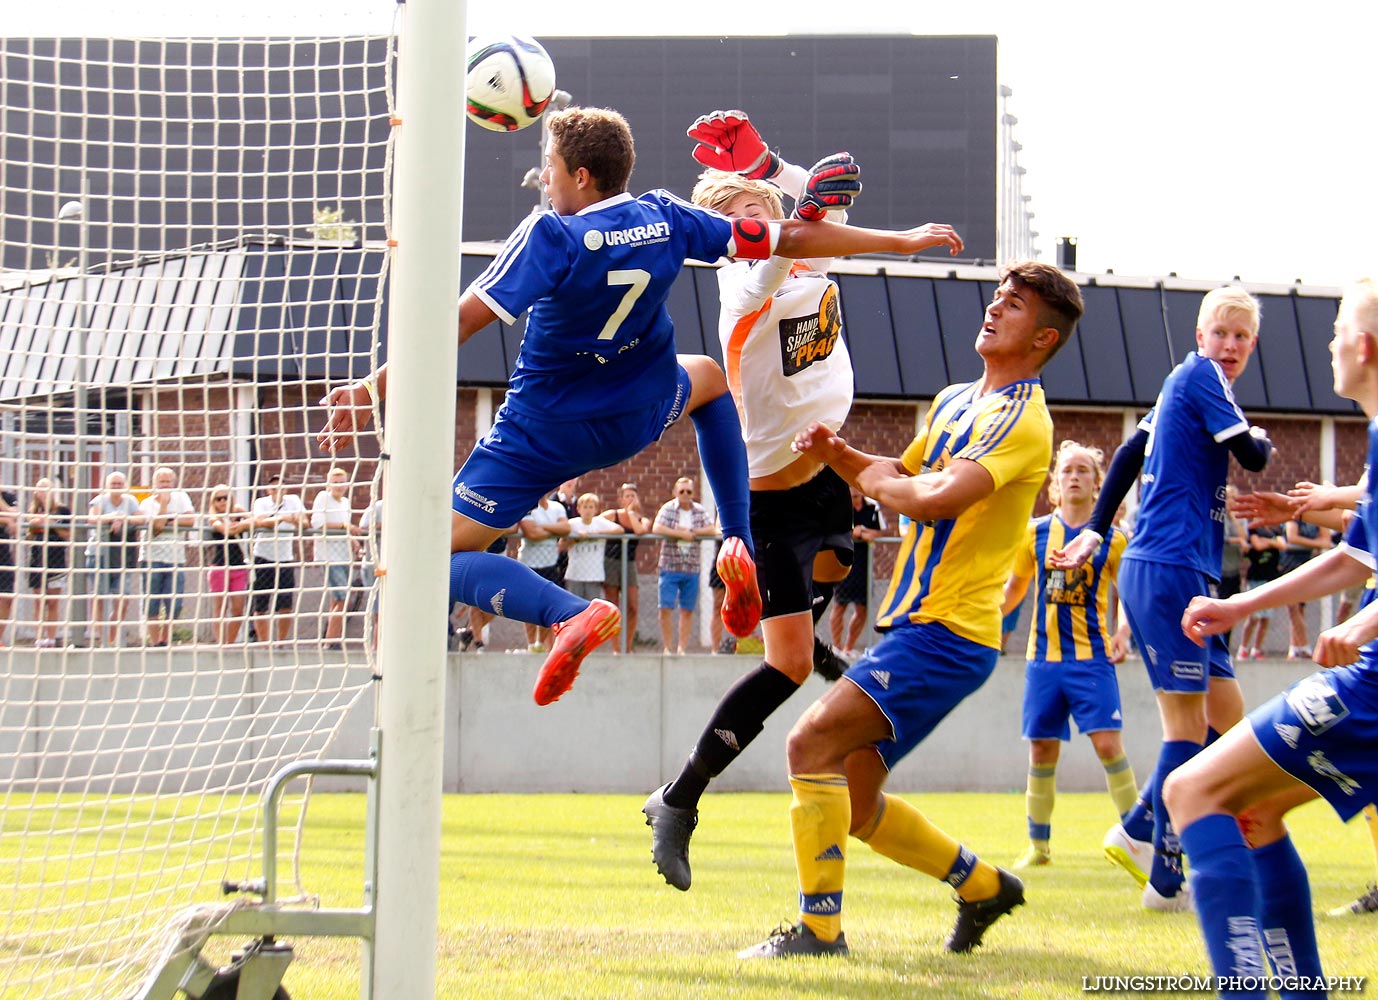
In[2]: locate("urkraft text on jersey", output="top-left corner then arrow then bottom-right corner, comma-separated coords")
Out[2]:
589,222 -> 671,249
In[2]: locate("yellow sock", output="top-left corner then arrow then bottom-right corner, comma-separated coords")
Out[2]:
789,774 -> 849,942
858,793 -> 1001,901
1365,804 -> 1378,880
1101,752 -> 1139,819
1026,763 -> 1056,848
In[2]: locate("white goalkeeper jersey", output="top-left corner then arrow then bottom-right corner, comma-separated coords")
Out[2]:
716,254 -> 853,477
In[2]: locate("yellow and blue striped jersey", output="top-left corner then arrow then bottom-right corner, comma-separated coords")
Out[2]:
1015,515 -> 1127,662
874,378 -> 1052,648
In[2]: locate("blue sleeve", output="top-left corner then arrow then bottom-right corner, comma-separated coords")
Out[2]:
1088,427 -> 1149,538
655,190 -> 735,264
1192,358 -> 1251,442
469,212 -> 573,323
1343,498 -> 1371,558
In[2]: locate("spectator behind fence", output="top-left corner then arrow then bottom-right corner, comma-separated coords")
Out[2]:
830,486 -> 886,660
205,485 -> 251,644
27,477 -> 72,648
1280,517 -> 1333,659
357,499 -> 383,647
250,474 -> 304,644
1238,522 -> 1284,659
655,477 -> 716,655
311,467 -> 359,650
0,489 -> 16,646
517,495 -> 569,653
601,483 -> 651,654
561,493 -> 622,603
87,471 -> 141,648
138,467 -> 196,648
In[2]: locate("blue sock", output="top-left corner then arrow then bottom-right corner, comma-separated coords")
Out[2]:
1253,835 -> 1326,995
1122,762 -> 1157,840
1179,816 -> 1266,996
688,389 -> 753,558
449,550 -> 586,627
1149,740 -> 1202,895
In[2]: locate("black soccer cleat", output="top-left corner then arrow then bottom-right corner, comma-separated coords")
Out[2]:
812,637 -> 846,682
738,922 -> 849,959
944,868 -> 1025,953
642,782 -> 698,891
1328,883 -> 1378,917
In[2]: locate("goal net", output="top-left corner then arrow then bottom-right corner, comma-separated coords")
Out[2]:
0,11 -> 401,999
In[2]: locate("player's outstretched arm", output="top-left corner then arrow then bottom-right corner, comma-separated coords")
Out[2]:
774,219 -> 962,261
1229,490 -> 1300,528
317,291 -> 498,452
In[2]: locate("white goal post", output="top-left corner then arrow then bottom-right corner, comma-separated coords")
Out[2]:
0,3 -> 460,998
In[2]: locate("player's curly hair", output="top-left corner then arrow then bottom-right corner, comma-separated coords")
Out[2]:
545,107 -> 636,195
1046,439 -> 1105,508
999,260 -> 1084,362
689,170 -> 784,220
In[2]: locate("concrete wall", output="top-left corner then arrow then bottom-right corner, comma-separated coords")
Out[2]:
1,647 -> 1316,797
325,651 -> 1312,795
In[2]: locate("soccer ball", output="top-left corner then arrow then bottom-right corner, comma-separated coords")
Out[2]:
465,35 -> 557,133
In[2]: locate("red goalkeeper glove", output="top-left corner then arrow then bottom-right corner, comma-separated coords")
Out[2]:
794,152 -> 861,222
686,109 -> 782,181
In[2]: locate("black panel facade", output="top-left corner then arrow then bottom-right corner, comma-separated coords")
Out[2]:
464,36 -> 998,258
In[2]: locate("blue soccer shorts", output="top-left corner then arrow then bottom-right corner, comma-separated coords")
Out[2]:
844,620 -> 1000,770
451,367 -> 690,529
1250,662 -> 1378,822
1022,658 -> 1124,741
1118,556 -> 1232,693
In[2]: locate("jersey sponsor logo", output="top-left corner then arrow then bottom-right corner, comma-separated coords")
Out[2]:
1044,565 -> 1092,606
778,284 -> 842,377
587,221 -> 672,250
1273,723 -> 1302,749
1169,660 -> 1203,681
1285,676 -> 1350,735
714,728 -> 740,751
814,843 -> 844,862
1307,750 -> 1360,797
454,480 -> 499,516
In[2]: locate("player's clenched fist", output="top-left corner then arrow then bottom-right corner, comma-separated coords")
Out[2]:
687,109 -> 781,181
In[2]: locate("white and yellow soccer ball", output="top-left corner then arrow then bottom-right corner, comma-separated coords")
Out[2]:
465,35 -> 557,132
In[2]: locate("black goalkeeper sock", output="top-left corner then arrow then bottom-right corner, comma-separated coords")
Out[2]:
663,662 -> 801,809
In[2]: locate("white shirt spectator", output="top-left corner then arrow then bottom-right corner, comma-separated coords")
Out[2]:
311,490 -> 354,563
518,502 -> 565,570
251,493 -> 305,563
565,514 -> 619,583
139,491 -> 195,565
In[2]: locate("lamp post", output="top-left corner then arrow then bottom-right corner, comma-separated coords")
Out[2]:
57,190 -> 91,648
520,90 -> 573,213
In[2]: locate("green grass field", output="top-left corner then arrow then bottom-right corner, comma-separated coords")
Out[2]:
255,791 -> 1378,999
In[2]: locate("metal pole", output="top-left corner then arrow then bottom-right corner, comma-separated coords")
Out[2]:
371,1 -> 464,997
60,185 -> 92,648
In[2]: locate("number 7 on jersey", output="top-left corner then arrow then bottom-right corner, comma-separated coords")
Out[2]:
597,269 -> 650,340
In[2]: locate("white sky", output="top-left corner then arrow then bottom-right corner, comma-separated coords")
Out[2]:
10,0 -> 1377,287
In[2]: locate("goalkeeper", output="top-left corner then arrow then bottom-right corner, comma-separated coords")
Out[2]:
644,110 -> 964,891
319,106 -> 960,709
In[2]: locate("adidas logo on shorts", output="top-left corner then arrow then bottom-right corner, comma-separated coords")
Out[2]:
1274,723 -> 1301,749
869,670 -> 891,690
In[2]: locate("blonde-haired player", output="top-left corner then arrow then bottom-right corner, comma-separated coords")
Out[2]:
1002,440 -> 1135,869
1054,285 -> 1272,909
643,110 -> 965,891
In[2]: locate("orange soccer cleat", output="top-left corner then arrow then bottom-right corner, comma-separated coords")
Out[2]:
533,599 -> 621,706
715,536 -> 762,639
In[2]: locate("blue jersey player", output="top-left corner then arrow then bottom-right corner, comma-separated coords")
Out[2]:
1175,278 -> 1378,997
320,106 -> 963,707
1053,287 -> 1273,911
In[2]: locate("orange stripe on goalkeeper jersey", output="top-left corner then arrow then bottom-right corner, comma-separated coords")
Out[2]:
725,299 -> 773,399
